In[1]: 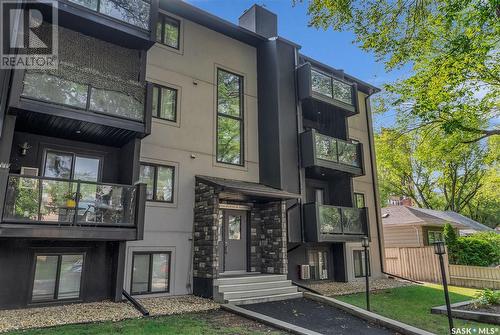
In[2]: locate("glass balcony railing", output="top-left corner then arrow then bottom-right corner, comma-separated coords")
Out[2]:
318,205 -> 367,235
311,69 -> 354,106
314,132 -> 361,168
3,175 -> 138,227
21,72 -> 145,122
67,0 -> 151,30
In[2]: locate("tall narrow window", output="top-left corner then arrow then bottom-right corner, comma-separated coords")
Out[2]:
32,254 -> 84,302
217,69 -> 243,166
131,252 -> 171,294
354,193 -> 365,208
353,250 -> 370,278
157,14 -> 180,49
152,84 -> 177,122
139,163 -> 175,202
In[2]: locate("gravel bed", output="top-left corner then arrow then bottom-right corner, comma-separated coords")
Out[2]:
306,278 -> 413,296
0,295 -> 219,333
138,295 -> 219,316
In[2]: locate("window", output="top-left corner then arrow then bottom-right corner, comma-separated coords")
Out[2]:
139,163 -> 175,202
355,193 -> 365,208
228,215 -> 241,240
428,230 -> 444,245
308,249 -> 329,280
131,252 -> 171,294
217,69 -> 244,166
156,14 -> 180,49
44,151 -> 101,182
152,84 -> 177,122
32,254 -> 84,302
353,250 -> 370,278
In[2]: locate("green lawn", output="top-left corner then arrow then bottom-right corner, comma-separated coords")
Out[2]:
336,283 -> 499,335
5,312 -> 281,335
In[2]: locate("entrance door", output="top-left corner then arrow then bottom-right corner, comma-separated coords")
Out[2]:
219,210 -> 247,272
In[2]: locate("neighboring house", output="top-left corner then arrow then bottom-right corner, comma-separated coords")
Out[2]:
382,206 -> 494,247
387,196 -> 413,207
0,0 -> 383,309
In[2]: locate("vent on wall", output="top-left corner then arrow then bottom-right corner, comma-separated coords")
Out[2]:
299,265 -> 311,280
20,167 -> 38,176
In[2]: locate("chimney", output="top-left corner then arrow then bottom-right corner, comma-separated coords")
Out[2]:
239,4 -> 277,38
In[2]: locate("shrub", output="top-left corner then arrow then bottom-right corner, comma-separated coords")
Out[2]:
473,289 -> 500,307
453,237 -> 498,266
443,223 -> 458,263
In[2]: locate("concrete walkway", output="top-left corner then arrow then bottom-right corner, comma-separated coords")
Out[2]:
242,298 -> 399,335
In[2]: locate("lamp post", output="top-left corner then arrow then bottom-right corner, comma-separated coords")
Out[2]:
361,237 -> 370,311
434,241 -> 453,334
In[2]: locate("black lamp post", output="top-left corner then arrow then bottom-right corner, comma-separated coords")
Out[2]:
362,237 -> 370,311
433,241 -> 453,334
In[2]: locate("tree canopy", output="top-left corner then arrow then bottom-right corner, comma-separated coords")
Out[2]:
301,0 -> 499,143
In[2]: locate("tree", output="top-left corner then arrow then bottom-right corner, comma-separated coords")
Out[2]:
375,127 -> 492,213
443,223 -> 458,263
300,0 -> 499,143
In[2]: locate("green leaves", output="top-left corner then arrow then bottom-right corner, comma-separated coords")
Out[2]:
302,0 -> 499,142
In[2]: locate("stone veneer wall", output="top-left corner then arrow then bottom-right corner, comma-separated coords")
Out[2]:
250,201 -> 288,274
193,181 -> 220,281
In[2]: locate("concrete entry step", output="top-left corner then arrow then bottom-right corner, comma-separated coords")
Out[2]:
223,286 -> 299,300
214,273 -> 301,305
218,280 -> 292,293
214,274 -> 287,285
226,292 -> 304,305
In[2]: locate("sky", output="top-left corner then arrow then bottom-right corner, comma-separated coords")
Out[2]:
184,0 -> 404,128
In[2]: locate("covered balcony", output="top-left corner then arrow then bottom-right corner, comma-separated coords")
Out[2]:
303,203 -> 368,242
8,23 -> 151,146
0,173 -> 146,241
297,62 -> 358,116
55,0 -> 159,49
301,129 -> 363,177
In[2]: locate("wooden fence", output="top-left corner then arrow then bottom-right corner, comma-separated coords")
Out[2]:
449,265 -> 500,289
385,246 -> 449,283
385,247 -> 500,289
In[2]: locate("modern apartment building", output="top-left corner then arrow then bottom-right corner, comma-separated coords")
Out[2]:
0,0 -> 383,309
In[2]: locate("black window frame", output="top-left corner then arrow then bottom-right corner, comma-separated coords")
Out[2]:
130,251 -> 171,295
151,83 -> 178,122
157,13 -> 181,50
30,252 -> 86,303
139,163 -> 175,203
42,149 -> 103,182
216,68 -> 244,167
307,248 -> 330,281
353,249 -> 371,278
354,192 -> 365,209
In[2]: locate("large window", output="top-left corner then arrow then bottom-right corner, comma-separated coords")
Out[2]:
152,84 -> 177,122
428,230 -> 444,245
216,69 -> 244,166
308,249 -> 329,280
32,254 -> 84,302
353,250 -> 370,278
156,14 -> 180,49
44,151 -> 101,182
131,252 -> 171,294
139,163 -> 175,202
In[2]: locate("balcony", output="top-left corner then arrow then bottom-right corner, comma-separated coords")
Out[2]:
297,63 -> 358,116
0,174 -> 146,241
301,129 -> 363,177
55,0 -> 159,49
303,203 -> 368,242
7,23 -> 152,146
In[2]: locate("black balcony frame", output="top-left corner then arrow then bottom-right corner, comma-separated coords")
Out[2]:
297,62 -> 359,116
0,172 -> 146,241
300,129 -> 364,176
303,202 -> 369,242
